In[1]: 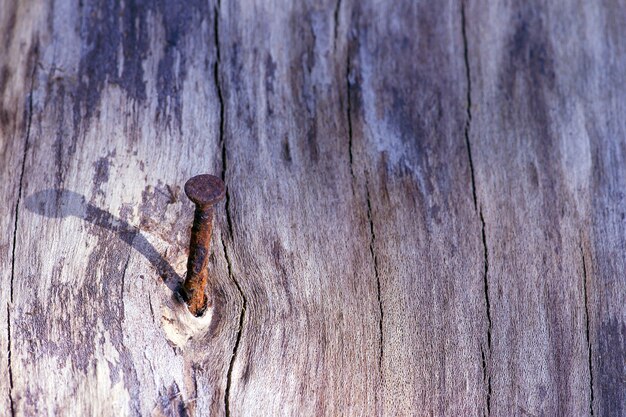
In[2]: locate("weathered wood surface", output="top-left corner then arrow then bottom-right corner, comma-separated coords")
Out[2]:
1,0 -> 624,416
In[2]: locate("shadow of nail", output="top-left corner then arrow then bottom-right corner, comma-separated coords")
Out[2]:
24,189 -> 182,292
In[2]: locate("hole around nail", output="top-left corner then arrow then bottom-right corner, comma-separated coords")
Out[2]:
161,303 -> 213,348
161,291 -> 213,348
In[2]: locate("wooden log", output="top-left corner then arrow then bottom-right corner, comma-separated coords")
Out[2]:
0,0 -> 624,416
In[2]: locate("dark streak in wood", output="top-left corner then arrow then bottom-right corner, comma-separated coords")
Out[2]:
0,66 -> 12,131
75,0 -> 210,131
3,2 -> 17,50
332,0 -> 341,50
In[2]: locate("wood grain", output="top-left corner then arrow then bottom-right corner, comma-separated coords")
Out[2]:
3,0 -> 239,415
218,1 -> 385,414
0,0 -> 42,415
467,1 -> 626,415
0,0 -> 624,416
347,1 -> 486,415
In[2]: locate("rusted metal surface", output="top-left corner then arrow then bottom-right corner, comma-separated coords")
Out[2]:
182,174 -> 225,316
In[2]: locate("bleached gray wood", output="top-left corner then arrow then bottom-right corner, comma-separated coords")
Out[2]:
0,0 -> 42,415
3,0 -> 240,415
466,1 -> 626,415
0,0 -> 624,416
218,1 -> 382,415
345,1 -> 487,415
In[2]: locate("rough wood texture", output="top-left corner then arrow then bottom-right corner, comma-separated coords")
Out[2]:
1,0 -> 624,416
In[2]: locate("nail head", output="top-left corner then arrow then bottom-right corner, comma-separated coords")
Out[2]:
184,174 -> 225,207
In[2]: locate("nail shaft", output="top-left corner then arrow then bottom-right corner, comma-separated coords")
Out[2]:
182,174 -> 225,316
184,206 -> 214,315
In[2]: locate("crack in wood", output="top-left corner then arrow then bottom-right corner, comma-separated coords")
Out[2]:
580,242 -> 595,416
120,252 -> 131,302
7,49 -> 38,416
461,6 -> 491,414
480,210 -> 492,417
365,182 -> 384,386
222,233 -> 245,417
480,345 -> 488,417
6,306 -> 14,417
215,0 -> 232,239
346,49 -> 356,188
148,293 -> 156,325
213,2 -> 246,414
461,0 -> 477,210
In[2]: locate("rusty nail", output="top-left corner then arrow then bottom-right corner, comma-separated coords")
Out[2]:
181,174 -> 225,316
